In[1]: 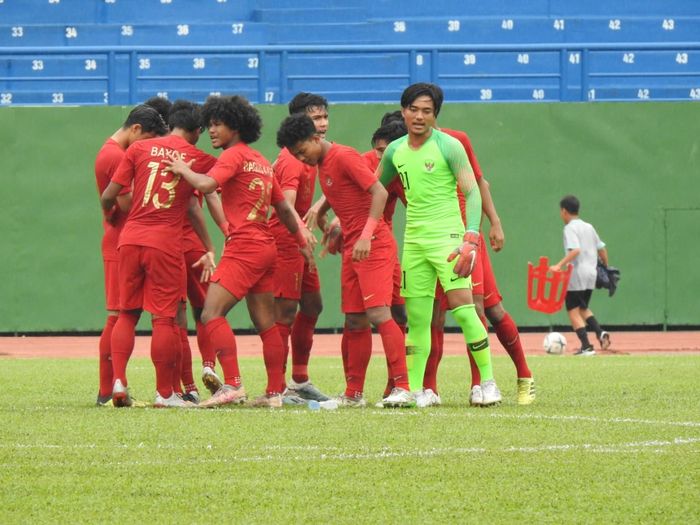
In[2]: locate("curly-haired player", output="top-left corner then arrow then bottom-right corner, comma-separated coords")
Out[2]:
165,95 -> 316,408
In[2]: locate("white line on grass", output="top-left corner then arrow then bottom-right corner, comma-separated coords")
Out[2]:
2,437 -> 698,465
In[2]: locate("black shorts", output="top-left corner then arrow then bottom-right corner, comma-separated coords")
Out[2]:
565,289 -> 593,311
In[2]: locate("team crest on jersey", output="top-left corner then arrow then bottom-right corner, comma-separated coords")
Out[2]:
424,160 -> 435,172
326,177 -> 333,186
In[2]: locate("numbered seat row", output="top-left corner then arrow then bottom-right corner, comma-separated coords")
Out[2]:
2,17 -> 699,47
4,0 -> 698,24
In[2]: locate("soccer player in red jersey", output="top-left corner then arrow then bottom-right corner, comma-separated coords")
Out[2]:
101,101 -> 218,408
154,101 -> 229,405
164,95 -> 316,409
277,113 -> 414,408
360,121 -> 411,400
93,104 -> 168,406
269,93 -> 330,402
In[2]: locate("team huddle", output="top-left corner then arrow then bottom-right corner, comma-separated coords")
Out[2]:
94,82 -> 535,409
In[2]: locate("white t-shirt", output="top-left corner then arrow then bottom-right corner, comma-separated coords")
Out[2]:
563,218 -> 606,291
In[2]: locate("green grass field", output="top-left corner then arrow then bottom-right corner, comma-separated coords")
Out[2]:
1,353 -> 698,524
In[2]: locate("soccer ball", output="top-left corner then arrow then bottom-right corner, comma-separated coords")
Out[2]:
543,332 -> 567,355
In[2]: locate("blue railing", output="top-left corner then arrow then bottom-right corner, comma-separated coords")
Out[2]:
1,42 -> 700,105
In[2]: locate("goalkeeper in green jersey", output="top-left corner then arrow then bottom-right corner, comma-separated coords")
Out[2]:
378,83 -> 501,406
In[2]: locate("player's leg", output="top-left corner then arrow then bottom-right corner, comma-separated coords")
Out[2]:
292,286 -> 323,382
423,285 -> 447,398
97,259 -> 120,405
183,249 -> 208,401
581,305 -> 610,350
196,252 -> 262,407
566,291 -> 595,355
337,250 -> 372,406
274,297 -> 298,370
110,245 -> 145,407
196,282 -> 247,407
338,312 -> 372,407
272,250 -> 305,368
381,260 -> 407,397
247,292 -> 288,408
143,247 -> 190,408
402,243 -> 436,392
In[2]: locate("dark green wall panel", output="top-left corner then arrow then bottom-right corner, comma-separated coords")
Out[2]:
0,101 -> 697,332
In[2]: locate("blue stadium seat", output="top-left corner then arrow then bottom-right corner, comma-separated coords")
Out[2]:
565,17 -> 700,43
252,7 -> 366,24
0,0 -> 255,24
371,18 -> 565,45
0,23 -> 268,47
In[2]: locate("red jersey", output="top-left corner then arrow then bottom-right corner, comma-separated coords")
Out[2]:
441,127 -> 483,223
362,149 -> 405,227
112,134 -> 217,253
319,144 -> 391,245
95,138 -> 130,261
208,142 -> 284,251
269,147 -> 317,248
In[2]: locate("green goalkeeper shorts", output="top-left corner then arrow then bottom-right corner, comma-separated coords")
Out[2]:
400,240 -> 472,298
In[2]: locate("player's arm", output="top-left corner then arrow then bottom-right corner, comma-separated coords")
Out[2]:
377,143 -> 399,188
203,191 -> 228,236
353,181 -> 387,262
187,195 -> 217,282
116,193 -> 132,214
163,154 -> 218,194
550,248 -> 580,272
477,177 -> 504,252
100,181 -> 126,223
271,179 -> 317,262
444,138 -> 482,277
304,195 -> 327,232
598,247 -> 609,267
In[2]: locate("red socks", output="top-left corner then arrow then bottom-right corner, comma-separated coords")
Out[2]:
151,317 -> 177,398
204,317 -> 241,387
494,313 -> 532,378
196,320 -> 215,370
171,324 -> 183,394
110,311 -> 139,387
344,328 -> 372,398
179,327 -> 197,393
98,315 -> 117,397
424,325 -> 444,393
291,311 -> 317,383
377,319 -> 409,391
276,321 -> 291,373
260,326 -> 286,395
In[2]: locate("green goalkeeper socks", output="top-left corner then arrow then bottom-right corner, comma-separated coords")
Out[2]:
404,296 -> 434,391
452,304 -> 494,382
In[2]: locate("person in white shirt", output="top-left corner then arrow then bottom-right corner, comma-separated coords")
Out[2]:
550,195 -> 611,355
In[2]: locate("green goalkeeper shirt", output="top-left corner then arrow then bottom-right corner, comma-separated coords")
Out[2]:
379,128 -> 481,245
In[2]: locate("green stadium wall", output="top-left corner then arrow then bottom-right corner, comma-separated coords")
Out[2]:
1,102 -> 698,333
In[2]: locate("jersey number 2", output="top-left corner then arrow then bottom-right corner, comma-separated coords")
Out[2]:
247,177 -> 272,222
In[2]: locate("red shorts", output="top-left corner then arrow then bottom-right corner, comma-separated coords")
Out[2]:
211,241 -> 277,300
392,259 -> 405,306
184,249 -> 209,309
273,247 -> 321,300
102,259 -> 120,311
341,235 -> 397,313
118,244 -> 185,317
